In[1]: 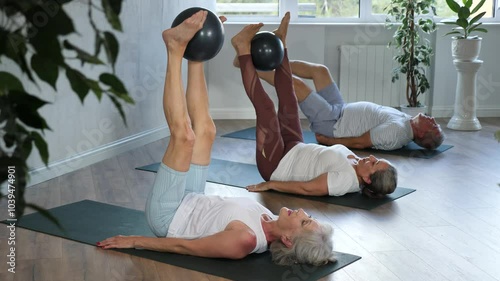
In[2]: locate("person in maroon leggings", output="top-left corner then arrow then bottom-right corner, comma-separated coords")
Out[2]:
232,12 -> 398,198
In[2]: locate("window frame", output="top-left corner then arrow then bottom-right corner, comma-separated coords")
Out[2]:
216,0 -> 500,24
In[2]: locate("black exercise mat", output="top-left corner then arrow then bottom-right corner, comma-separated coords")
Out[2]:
6,200 -> 361,281
136,159 -> 415,210
221,127 -> 453,159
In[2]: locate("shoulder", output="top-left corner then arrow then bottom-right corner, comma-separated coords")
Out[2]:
226,221 -> 257,252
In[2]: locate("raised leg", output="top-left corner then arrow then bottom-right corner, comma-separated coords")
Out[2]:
231,23 -> 284,181
272,12 -> 303,152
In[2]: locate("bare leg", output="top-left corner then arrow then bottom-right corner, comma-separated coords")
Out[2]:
186,61 -> 215,166
161,10 -> 208,172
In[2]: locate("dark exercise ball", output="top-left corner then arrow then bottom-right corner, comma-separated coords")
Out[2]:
250,31 -> 284,71
171,7 -> 225,62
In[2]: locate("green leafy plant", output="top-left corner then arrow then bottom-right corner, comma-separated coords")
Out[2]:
442,0 -> 488,38
386,0 -> 437,108
0,0 -> 133,220
495,130 -> 500,142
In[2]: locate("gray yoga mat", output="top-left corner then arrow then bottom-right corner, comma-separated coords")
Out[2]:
136,159 -> 415,210
221,127 -> 453,159
6,200 -> 361,281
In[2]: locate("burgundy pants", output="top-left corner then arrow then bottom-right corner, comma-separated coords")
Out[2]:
238,50 -> 303,181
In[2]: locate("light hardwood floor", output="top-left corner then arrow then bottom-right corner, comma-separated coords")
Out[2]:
1,118 -> 500,281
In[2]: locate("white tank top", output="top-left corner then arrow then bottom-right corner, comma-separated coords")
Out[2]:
167,193 -> 275,253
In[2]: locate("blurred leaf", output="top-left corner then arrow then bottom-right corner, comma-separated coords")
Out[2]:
3,133 -> 16,148
99,73 -> 126,93
66,68 -> 90,103
102,0 -> 122,31
457,18 -> 468,29
4,31 -> 34,82
30,29 -> 64,64
464,0 -> 473,8
469,12 -> 486,26
31,54 -> 59,90
103,31 -> 119,71
25,4 -> 75,36
471,0 -> 487,14
0,72 -> 25,94
31,131 -> 49,165
94,33 -> 103,57
21,135 -> 34,160
495,131 -> 500,142
87,79 -> 103,101
107,0 -> 123,15
16,108 -> 51,130
108,95 -> 127,125
26,203 -> 63,229
63,40 -> 104,65
446,0 -> 461,13
8,90 -> 50,111
457,7 -> 470,19
109,88 -> 134,104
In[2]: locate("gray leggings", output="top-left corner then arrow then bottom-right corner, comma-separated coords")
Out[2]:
145,163 -> 208,237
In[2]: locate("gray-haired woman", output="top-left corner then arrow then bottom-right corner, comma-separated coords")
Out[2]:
98,11 -> 335,266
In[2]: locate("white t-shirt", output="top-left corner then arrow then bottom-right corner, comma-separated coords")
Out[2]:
270,143 -> 360,196
333,102 -> 413,150
167,194 -> 275,254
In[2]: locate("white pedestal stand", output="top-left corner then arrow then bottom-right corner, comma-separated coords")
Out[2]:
447,60 -> 483,131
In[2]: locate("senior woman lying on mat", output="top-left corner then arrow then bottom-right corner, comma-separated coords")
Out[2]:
98,11 -> 334,266
232,12 -> 397,198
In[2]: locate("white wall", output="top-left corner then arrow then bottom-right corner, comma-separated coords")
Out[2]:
9,1 -> 497,186
207,23 -> 500,119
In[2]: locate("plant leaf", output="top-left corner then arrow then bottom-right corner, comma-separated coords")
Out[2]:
458,6 -> 471,19
31,54 -> 59,90
16,107 -> 51,130
457,18 -> 469,30
470,27 -> 488,34
87,79 -> 103,101
471,0 -> 487,14
469,11 -> 486,26
99,73 -> 126,94
25,203 -> 63,229
446,0 -> 461,13
31,131 -> 49,165
8,90 -> 50,110
30,29 -> 64,64
108,95 -> 127,125
495,130 -> 500,142
63,40 -> 104,65
25,4 -> 75,36
5,31 -> 34,82
464,0 -> 473,8
102,0 -> 122,31
103,31 -> 119,71
0,71 -> 25,94
66,68 -> 90,103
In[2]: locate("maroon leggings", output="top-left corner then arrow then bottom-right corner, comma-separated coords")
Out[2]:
238,50 -> 303,181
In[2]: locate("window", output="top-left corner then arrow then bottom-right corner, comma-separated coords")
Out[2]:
216,0 -> 499,22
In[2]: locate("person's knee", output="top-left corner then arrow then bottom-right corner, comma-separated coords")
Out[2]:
293,77 -> 312,98
193,119 -> 216,143
312,64 -> 332,84
170,120 -> 196,148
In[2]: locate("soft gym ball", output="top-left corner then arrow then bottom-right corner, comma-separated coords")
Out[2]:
171,7 -> 225,62
250,31 -> 284,71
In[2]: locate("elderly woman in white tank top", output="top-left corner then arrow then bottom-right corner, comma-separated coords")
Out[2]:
98,13 -> 335,266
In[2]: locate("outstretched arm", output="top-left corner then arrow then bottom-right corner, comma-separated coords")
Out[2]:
98,228 -> 256,260
247,173 -> 329,196
315,131 -> 373,149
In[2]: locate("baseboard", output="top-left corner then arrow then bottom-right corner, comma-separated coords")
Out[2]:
210,107 -> 307,120
26,125 -> 170,188
430,106 -> 500,118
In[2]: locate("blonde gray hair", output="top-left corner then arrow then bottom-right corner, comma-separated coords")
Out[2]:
269,222 -> 335,266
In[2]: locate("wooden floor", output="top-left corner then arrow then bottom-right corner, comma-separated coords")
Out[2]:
1,118 -> 500,281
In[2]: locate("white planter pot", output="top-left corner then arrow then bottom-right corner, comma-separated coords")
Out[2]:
400,105 -> 427,117
452,37 -> 482,62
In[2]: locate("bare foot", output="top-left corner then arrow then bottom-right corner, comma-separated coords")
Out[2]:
231,23 -> 264,55
162,10 -> 208,53
273,12 -> 290,47
219,15 -> 227,23
233,55 -> 240,68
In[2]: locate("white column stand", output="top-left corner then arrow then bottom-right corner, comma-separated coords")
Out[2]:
447,60 -> 483,131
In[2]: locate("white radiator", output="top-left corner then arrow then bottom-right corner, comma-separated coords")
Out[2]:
339,45 -> 406,107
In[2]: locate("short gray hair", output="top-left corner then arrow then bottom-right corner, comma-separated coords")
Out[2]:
269,222 -> 335,266
414,128 -> 445,150
363,163 -> 397,198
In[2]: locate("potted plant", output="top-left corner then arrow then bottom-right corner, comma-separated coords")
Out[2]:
442,0 -> 488,61
386,0 -> 437,116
